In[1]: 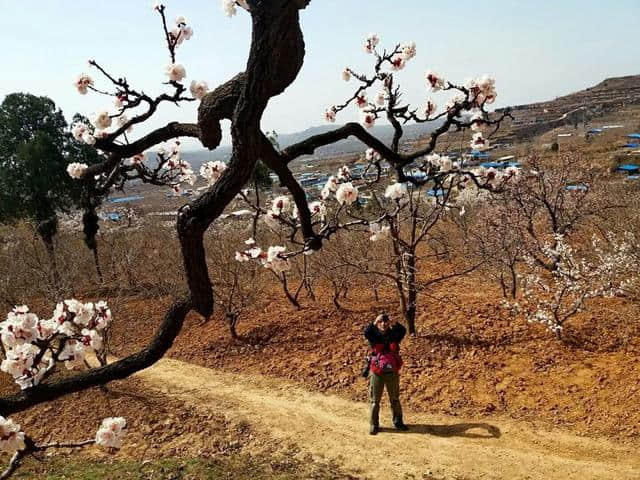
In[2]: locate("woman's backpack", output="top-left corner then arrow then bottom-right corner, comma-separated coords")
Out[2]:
369,342 -> 403,375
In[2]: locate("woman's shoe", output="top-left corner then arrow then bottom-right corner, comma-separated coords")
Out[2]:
394,422 -> 409,431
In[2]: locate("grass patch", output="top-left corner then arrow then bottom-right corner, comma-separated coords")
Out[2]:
11,452 -> 357,480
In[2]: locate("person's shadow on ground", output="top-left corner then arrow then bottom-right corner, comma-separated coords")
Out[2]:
378,423 -> 501,439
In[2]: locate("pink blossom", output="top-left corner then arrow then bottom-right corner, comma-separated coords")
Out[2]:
361,111 -> 376,129
363,33 -> 380,54
325,107 -> 337,123
426,71 -> 445,92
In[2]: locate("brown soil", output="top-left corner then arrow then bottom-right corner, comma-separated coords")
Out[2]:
131,357 -> 640,480
104,271 -> 640,445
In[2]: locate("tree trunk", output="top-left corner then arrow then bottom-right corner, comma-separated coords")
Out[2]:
92,244 -> 104,284
227,313 -> 239,340
281,273 -> 301,309
37,216 -> 60,294
405,252 -> 417,336
499,272 -> 508,299
82,207 -> 103,284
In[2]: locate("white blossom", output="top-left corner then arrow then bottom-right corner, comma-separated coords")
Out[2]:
82,131 -> 96,145
309,201 -> 327,219
71,123 -> 88,141
324,107 -> 337,123
384,182 -> 408,202
1,300 -> 112,387
222,0 -> 249,17
390,56 -> 406,71
200,161 -> 227,184
369,222 -> 391,242
235,251 -> 250,262
355,94 -> 368,109
67,162 -> 88,179
165,63 -> 186,82
506,235 -> 633,337
363,33 -> 380,54
444,93 -> 466,112
365,148 -> 381,162
337,165 -> 351,181
324,175 -> 338,193
0,417 -> 25,454
341,68 -> 351,82
270,196 -> 291,216
190,80 -> 209,100
95,417 -> 127,449
265,246 -> 290,273
467,75 -> 497,105
469,109 -> 486,131
401,42 -> 417,61
74,74 -> 93,95
335,182 -> 358,205
470,132 -> 489,151
92,111 -> 112,130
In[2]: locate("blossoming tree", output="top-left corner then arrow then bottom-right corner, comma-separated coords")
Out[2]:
2,1 -> 514,474
236,33 -> 516,334
507,234 -> 635,339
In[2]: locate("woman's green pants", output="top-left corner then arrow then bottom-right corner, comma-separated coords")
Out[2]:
369,371 -> 403,427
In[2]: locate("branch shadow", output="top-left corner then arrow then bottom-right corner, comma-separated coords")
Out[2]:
378,422 -> 501,439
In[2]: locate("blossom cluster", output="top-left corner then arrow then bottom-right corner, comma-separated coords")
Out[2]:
369,222 -> 391,242
384,182 -> 408,202
155,141 -> 195,192
0,416 -> 25,454
200,160 -> 227,184
0,301 -> 111,389
262,195 -> 326,230
327,35 -> 420,128
507,235 -> 633,336
320,166 -> 358,205
74,74 -> 94,95
235,239 -> 291,274
67,162 -> 89,180
71,4 -> 209,165
95,417 -> 127,449
328,34 -> 499,152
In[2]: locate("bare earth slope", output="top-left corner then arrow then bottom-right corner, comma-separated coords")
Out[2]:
135,358 -> 639,480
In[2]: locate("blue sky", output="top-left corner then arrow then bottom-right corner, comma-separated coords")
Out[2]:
1,0 -> 638,147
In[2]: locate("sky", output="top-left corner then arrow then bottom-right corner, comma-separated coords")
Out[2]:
1,0 -> 639,148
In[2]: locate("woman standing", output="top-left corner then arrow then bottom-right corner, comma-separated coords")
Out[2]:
364,313 -> 408,435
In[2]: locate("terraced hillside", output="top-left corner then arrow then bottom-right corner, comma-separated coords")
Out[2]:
495,74 -> 640,141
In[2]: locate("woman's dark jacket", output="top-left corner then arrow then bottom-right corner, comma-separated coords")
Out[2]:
364,322 -> 406,352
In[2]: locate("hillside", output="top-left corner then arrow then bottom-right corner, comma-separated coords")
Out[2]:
495,74 -> 640,141
180,75 -> 640,166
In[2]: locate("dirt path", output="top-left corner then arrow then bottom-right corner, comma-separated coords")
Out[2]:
134,358 -> 639,480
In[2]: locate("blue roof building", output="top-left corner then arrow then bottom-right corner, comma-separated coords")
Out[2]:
427,188 -> 447,197
616,164 -> 640,172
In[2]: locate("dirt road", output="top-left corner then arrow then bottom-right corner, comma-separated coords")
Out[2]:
134,358 -> 639,480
